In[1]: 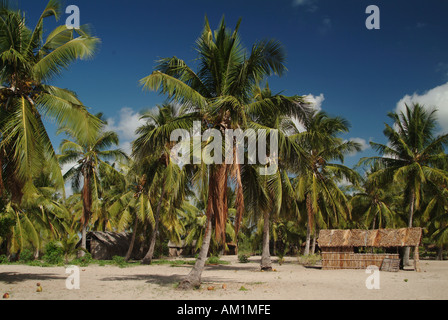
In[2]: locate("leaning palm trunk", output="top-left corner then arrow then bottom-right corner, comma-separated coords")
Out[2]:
403,190 -> 415,266
304,226 -> 311,256
260,209 -> 273,271
178,216 -> 213,289
80,225 -> 87,257
310,231 -> 316,255
437,245 -> 444,261
0,150 -> 4,199
179,164 -> 228,289
304,194 -> 313,256
80,170 -> 92,257
125,215 -> 139,261
142,183 -> 166,264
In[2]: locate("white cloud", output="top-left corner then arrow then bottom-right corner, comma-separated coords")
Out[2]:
292,0 -> 319,12
61,161 -> 76,176
395,82 -> 448,133
304,93 -> 325,112
105,107 -> 145,141
60,161 -> 78,197
292,0 -> 311,5
350,137 -> 370,151
120,141 -> 133,156
293,93 -> 325,132
347,137 -> 371,156
105,107 -> 146,155
318,17 -> 332,35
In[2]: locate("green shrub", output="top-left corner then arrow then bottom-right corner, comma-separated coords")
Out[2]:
71,252 -> 93,267
298,254 -> 321,266
98,260 -> 107,266
0,217 -> 14,239
26,260 -> 44,267
42,242 -> 64,265
151,259 -> 196,266
19,249 -> 34,262
238,253 -> 250,263
112,255 -> 128,268
153,240 -> 170,259
207,255 -> 221,265
205,255 -> 229,265
0,254 -> 8,264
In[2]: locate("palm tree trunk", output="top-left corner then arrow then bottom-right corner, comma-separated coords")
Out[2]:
125,215 -> 139,262
371,213 -> 377,230
178,164 -> 228,289
142,183 -> 167,265
260,209 -> 273,271
403,190 -> 415,266
80,224 -> 87,257
80,169 -> 92,257
311,231 -> 316,255
437,245 -> 444,261
0,149 -> 4,199
178,215 -> 213,290
273,235 -> 276,256
8,172 -> 24,205
304,194 -> 313,256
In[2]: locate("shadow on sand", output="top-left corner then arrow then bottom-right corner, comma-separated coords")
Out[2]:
0,272 -> 65,284
99,263 -> 260,287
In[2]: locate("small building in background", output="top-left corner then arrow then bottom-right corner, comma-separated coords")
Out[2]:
318,228 -> 422,272
76,232 -> 136,260
168,240 -> 197,257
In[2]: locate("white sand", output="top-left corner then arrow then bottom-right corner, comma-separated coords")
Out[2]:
1,256 -> 447,300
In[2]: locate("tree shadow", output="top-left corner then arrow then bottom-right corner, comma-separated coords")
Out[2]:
303,265 -> 322,270
0,272 -> 65,284
100,273 -> 185,287
203,264 -> 260,272
99,265 -> 257,287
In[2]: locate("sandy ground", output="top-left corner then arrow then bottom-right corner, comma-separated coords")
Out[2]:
0,256 -> 447,300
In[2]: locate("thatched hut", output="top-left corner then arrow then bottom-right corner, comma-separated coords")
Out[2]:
168,240 -> 197,257
77,232 -> 133,260
318,228 -> 422,272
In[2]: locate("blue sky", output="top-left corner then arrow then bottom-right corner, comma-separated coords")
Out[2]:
17,0 -> 448,169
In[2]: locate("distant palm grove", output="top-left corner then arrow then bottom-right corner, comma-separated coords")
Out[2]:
1,1 -> 447,289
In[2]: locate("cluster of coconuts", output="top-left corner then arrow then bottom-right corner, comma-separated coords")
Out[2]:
2,282 -> 43,299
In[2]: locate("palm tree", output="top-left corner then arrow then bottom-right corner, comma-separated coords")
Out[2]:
243,84 -> 308,270
140,17 -> 308,289
182,190 -> 237,257
1,165 -> 71,258
0,0 -> 101,204
421,160 -> 448,260
293,111 -> 361,255
132,104 -> 192,264
108,165 -> 152,261
359,104 -> 448,265
351,163 -> 399,229
59,123 -> 128,256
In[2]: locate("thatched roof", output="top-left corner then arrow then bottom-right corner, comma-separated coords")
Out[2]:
318,228 -> 422,248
